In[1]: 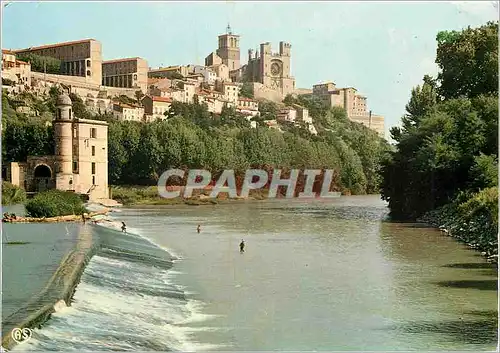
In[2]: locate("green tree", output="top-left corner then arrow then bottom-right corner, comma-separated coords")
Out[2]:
436,22 -> 498,99
16,53 -> 62,74
239,82 -> 254,98
381,21 -> 498,220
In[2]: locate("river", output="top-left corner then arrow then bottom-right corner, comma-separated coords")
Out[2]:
9,195 -> 498,351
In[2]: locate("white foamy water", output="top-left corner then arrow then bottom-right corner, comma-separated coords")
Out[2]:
12,215 -> 226,352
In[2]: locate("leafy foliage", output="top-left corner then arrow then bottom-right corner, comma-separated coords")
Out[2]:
2,181 -> 27,205
239,82 -> 254,98
381,22 -> 498,220
16,53 -> 62,74
436,22 -> 498,100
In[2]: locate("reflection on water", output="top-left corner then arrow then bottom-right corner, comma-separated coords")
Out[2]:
109,196 -> 497,351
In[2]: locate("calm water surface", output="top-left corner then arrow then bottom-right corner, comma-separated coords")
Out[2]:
117,196 -> 497,351
10,195 -> 498,351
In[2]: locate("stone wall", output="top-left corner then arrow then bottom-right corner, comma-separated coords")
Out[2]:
252,82 -> 283,103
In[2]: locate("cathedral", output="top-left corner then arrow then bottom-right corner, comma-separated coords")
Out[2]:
205,26 -> 296,101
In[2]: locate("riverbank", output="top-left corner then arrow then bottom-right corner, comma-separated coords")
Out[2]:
93,197 -> 496,351
2,224 -> 99,350
417,187 -> 498,265
110,185 -> 270,206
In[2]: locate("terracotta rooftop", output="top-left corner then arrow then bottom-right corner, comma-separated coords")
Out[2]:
14,38 -> 98,52
2,49 -> 15,54
238,97 -> 256,102
15,60 -> 29,65
103,57 -> 144,65
149,66 -> 182,72
152,96 -> 173,103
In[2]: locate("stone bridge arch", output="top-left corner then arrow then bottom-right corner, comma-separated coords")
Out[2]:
33,164 -> 53,192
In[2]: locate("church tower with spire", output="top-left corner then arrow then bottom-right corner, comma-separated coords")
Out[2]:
216,24 -> 240,70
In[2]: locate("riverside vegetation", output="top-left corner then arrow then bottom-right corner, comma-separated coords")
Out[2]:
380,22 -> 498,262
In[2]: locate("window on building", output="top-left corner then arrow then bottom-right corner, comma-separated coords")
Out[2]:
87,60 -> 91,67
73,161 -> 78,173
91,146 -> 95,156
69,108 -> 72,118
92,175 -> 95,185
91,162 -> 96,175
87,70 -> 91,77
90,128 -> 97,138
73,126 -> 77,138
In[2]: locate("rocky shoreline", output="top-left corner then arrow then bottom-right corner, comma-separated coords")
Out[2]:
418,207 -> 498,265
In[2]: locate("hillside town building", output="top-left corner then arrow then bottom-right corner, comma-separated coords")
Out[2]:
142,95 -> 173,121
111,102 -> 145,121
13,39 -> 103,86
102,57 -> 148,92
204,27 -> 296,102
304,81 -> 385,137
2,49 -> 31,88
3,30 -> 385,137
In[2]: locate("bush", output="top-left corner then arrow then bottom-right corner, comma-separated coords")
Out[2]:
2,181 -> 27,205
25,190 -> 87,218
16,53 -> 61,74
419,187 -> 498,257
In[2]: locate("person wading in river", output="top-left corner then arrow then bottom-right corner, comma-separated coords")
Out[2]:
239,240 -> 245,253
121,222 -> 127,233
197,224 -> 201,233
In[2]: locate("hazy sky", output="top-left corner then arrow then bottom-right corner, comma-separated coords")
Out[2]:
2,1 -> 498,137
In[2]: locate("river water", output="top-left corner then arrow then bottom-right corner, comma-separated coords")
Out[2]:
10,196 -> 498,351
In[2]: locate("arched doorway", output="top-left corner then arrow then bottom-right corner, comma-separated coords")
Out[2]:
33,164 -> 52,192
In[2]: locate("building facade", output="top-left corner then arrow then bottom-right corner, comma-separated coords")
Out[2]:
242,41 -> 295,99
111,102 -> 145,121
148,65 -> 189,79
350,113 -> 385,138
309,81 -> 385,137
13,39 -> 102,86
142,95 -> 173,121
292,104 -> 312,124
4,93 -> 109,200
277,107 -> 297,122
190,65 -> 217,84
215,26 -> 240,71
2,50 -> 31,87
102,57 -> 148,93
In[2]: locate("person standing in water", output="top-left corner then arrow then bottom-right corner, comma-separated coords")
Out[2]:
121,222 -> 127,233
197,224 -> 201,233
239,240 -> 245,253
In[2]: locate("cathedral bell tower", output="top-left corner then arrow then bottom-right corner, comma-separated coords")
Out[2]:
216,24 -> 240,71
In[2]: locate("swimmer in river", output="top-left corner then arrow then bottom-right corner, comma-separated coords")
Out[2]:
197,224 -> 201,233
239,240 -> 245,253
121,222 -> 127,233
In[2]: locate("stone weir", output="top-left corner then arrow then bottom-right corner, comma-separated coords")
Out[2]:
1,225 -> 100,350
